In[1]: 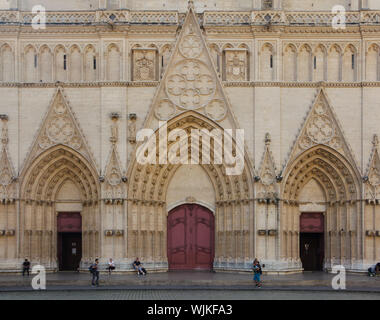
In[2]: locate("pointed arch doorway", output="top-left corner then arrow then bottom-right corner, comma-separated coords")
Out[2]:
300,212 -> 324,271
167,204 -> 215,271
57,212 -> 82,271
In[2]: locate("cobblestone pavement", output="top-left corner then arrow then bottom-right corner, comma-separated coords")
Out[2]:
1,271 -> 379,290
0,289 -> 379,300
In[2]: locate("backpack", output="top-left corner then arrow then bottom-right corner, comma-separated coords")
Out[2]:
88,265 -> 94,273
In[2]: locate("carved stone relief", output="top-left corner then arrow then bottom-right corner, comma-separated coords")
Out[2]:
23,88 -> 97,170
150,11 -> 228,122
285,89 -> 355,170
225,49 -> 248,81
132,48 -> 157,81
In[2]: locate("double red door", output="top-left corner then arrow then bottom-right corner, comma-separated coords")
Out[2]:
167,204 -> 214,271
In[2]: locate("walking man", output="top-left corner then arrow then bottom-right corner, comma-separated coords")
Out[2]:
90,258 -> 100,287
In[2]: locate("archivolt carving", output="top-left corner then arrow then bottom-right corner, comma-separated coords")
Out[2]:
127,111 -> 253,266
283,147 -> 359,202
22,147 -> 99,202
128,112 -> 253,204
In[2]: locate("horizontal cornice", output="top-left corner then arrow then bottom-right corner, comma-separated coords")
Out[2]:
0,10 -> 379,35
224,81 -> 380,88
0,81 -> 379,88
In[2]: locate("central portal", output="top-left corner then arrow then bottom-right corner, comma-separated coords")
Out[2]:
167,204 -> 215,271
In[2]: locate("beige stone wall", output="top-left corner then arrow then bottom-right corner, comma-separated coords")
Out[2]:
283,0 -> 352,11
0,3 -> 380,273
16,0 -> 380,11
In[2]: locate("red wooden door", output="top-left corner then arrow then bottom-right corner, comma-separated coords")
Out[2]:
167,204 -> 214,270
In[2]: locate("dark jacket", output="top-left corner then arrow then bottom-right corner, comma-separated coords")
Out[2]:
89,263 -> 99,273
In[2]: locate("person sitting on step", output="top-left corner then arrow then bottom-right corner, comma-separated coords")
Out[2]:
107,258 -> 116,275
133,257 -> 147,276
368,262 -> 380,277
22,259 -> 31,276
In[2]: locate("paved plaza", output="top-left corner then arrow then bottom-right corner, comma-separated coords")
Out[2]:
0,271 -> 378,295
1,288 -> 380,300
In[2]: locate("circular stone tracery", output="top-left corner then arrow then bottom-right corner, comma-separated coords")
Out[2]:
165,59 -> 216,110
205,99 -> 227,121
179,34 -> 202,59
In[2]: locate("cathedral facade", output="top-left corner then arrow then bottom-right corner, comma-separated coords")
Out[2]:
0,0 -> 379,273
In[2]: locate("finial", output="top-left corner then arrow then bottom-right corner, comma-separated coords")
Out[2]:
265,133 -> 271,146
373,134 -> 379,148
188,0 -> 194,10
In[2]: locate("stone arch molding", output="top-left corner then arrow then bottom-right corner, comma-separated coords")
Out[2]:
20,146 -> 101,268
283,146 -> 360,203
126,111 -> 255,270
278,89 -> 363,272
128,111 -> 253,204
21,146 -> 99,203
280,145 -> 362,271
18,88 -> 101,268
